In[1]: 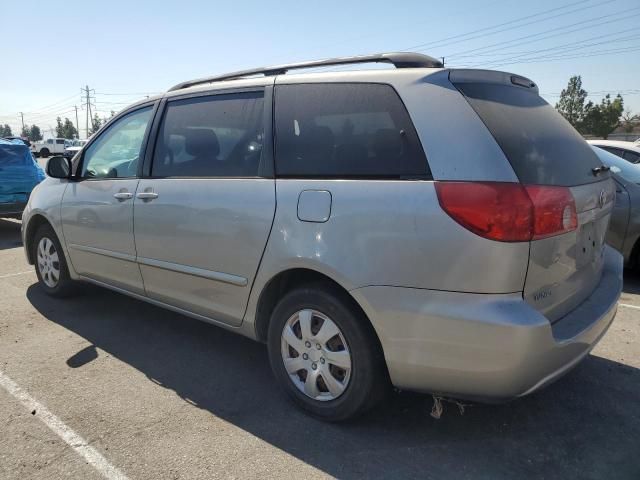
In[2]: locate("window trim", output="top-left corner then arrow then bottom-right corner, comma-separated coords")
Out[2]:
74,101 -> 160,181
143,87 -> 274,180
272,81 -> 432,181
622,149 -> 640,163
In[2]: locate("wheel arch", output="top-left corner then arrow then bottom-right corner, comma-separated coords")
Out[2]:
24,213 -> 54,264
629,234 -> 640,270
253,267 -> 383,352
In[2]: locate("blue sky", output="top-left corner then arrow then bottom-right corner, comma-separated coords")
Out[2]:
1,0 -> 637,137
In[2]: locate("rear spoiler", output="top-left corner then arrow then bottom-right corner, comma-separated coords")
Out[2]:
449,70 -> 538,94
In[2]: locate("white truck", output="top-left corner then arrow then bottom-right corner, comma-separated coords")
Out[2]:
30,138 -> 71,158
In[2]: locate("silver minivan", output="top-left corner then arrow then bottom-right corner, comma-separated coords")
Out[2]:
22,53 -> 622,421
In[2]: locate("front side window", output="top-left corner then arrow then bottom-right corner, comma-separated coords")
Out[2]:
56,139 -> 65,145
601,147 -> 624,158
623,150 -> 640,163
274,83 -> 429,178
152,92 -> 264,178
81,107 -> 152,178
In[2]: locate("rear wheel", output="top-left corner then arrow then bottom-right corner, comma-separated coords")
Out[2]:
32,224 -> 75,297
40,148 -> 50,158
267,284 -> 388,421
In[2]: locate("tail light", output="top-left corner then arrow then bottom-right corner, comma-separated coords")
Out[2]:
434,181 -> 577,242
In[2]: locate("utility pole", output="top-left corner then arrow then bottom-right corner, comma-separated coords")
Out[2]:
84,86 -> 90,138
81,85 -> 95,139
441,57 -> 445,67
19,112 -> 25,132
74,105 -> 80,139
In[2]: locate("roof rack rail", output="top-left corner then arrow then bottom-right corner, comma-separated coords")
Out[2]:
168,52 -> 443,92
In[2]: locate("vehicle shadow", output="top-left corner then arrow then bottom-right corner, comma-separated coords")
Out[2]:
26,283 -> 640,479
0,218 -> 22,250
622,268 -> 640,295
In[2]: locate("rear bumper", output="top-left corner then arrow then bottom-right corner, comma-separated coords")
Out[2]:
350,246 -> 623,401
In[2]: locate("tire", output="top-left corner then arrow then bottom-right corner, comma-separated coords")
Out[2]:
267,283 -> 388,421
31,223 -> 76,297
40,148 -> 50,158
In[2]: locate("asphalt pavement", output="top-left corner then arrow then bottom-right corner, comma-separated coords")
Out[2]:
0,217 -> 639,479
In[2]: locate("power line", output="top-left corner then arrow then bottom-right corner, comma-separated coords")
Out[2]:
17,93 -> 80,115
459,30 -> 639,68
405,0 -> 601,51
485,44 -> 640,68
94,91 -> 162,96
453,30 -> 639,61
442,6 -> 640,59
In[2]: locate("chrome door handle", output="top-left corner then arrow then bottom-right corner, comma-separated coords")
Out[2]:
136,192 -> 159,200
113,192 -> 133,200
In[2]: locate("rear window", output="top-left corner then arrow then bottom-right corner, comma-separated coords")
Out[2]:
455,82 -> 603,186
275,83 -> 429,178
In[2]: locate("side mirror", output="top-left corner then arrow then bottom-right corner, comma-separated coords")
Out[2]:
46,156 -> 72,179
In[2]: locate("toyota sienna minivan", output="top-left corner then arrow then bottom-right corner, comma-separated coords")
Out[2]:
22,53 -> 622,421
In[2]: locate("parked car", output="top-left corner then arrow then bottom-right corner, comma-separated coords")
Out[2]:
2,136 -> 31,147
0,138 -> 45,218
588,140 -> 640,164
21,53 -> 622,421
592,145 -> 640,269
63,139 -> 88,159
31,138 -> 71,158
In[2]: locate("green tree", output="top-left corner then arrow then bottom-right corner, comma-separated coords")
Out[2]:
89,113 -> 103,135
62,118 -> 78,139
583,94 -> 624,139
555,76 -> 587,131
21,125 -> 30,138
54,117 -> 78,139
28,125 -> 43,141
0,124 -> 13,137
621,110 -> 638,134
55,117 -> 64,138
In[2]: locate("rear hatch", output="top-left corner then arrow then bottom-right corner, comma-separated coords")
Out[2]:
451,71 -> 615,322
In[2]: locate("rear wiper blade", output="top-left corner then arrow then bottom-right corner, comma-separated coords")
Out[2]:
592,165 -> 611,176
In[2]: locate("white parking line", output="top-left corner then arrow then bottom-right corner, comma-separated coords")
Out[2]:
0,270 -> 34,279
619,303 -> 640,311
0,370 -> 129,480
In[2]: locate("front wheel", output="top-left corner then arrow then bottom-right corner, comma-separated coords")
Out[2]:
32,224 -> 76,297
267,284 -> 388,421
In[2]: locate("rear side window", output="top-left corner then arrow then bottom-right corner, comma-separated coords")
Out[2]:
455,82 -> 603,186
152,92 -> 264,178
275,83 -> 429,178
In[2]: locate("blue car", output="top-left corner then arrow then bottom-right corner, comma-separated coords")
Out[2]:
0,138 -> 45,218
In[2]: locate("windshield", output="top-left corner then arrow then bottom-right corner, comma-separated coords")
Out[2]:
592,145 -> 640,184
